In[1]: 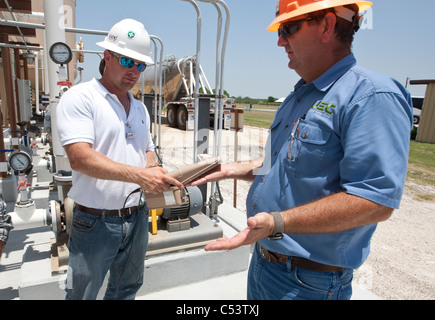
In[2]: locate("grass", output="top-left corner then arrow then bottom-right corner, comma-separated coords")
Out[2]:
243,109 -> 435,202
243,110 -> 276,129
406,141 -> 435,201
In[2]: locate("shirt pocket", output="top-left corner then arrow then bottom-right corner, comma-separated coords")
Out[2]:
286,121 -> 334,175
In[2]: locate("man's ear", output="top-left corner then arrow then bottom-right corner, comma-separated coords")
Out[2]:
321,12 -> 337,43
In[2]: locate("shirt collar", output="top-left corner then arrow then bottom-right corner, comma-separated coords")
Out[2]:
93,77 -> 110,96
294,54 -> 357,92
93,77 -> 134,102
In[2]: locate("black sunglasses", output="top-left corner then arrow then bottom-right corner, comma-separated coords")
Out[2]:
278,17 -> 314,38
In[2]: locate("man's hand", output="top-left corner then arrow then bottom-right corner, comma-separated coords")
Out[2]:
186,164 -> 227,186
204,212 -> 274,251
137,166 -> 183,194
64,143 -> 183,194
188,159 -> 263,187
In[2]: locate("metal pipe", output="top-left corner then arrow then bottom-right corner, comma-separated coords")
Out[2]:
182,0 -> 202,163
178,58 -> 191,96
0,18 -> 108,36
150,36 -> 164,158
197,0 -> 230,200
211,0 -> 230,159
199,65 -> 213,93
34,51 -> 41,115
198,0 -> 222,159
0,43 -> 43,50
3,0 -> 30,51
150,38 -> 158,144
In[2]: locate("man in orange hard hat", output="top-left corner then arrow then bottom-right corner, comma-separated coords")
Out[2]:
190,0 -> 413,300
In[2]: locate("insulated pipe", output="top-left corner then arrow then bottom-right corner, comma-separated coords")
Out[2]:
182,0 -> 202,163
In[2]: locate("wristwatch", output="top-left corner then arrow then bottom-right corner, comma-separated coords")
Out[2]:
268,211 -> 284,240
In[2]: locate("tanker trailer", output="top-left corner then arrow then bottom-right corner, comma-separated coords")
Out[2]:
137,55 -> 234,130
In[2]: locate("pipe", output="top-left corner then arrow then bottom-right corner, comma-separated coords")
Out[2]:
34,51 -> 41,115
210,0 -> 230,160
3,0 -> 30,50
0,18 -> 107,35
150,38 -> 158,144
43,0 -> 67,101
0,43 -> 43,51
182,0 -> 202,163
203,1 -> 222,158
178,58 -> 191,96
150,36 -> 164,158
197,0 -> 230,200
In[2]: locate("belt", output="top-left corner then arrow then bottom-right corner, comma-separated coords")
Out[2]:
257,243 -> 344,272
76,204 -> 139,217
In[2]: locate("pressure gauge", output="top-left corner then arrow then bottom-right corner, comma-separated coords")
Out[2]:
49,42 -> 72,65
8,150 -> 32,173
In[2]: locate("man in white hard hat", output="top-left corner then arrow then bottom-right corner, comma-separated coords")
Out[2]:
57,19 -> 182,300
190,0 -> 413,300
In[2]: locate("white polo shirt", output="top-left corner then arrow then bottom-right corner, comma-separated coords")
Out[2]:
56,78 -> 154,209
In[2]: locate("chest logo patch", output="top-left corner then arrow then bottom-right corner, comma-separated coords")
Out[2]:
310,100 -> 336,118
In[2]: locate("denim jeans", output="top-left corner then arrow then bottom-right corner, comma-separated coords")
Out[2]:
65,205 -> 149,300
247,243 -> 354,300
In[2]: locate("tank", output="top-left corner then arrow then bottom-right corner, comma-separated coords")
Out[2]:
136,55 -> 234,130
140,55 -> 200,103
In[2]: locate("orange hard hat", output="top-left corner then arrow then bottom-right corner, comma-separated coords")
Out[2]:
267,0 -> 373,31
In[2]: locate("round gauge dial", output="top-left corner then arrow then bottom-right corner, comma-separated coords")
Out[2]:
8,150 -> 32,172
49,42 -> 72,64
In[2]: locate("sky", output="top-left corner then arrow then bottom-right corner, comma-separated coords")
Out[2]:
74,0 -> 435,100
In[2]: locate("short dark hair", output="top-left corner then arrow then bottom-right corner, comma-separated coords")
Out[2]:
99,58 -> 106,76
307,4 -> 360,46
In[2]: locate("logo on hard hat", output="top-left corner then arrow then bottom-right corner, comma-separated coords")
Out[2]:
108,34 -> 118,43
127,31 -> 135,39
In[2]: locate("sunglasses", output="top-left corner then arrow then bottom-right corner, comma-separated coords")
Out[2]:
110,51 -> 147,72
278,17 -> 313,38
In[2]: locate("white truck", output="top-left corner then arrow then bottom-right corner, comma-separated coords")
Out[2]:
137,55 -> 234,130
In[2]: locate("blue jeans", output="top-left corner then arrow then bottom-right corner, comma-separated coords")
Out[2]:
65,206 -> 149,300
247,244 -> 354,300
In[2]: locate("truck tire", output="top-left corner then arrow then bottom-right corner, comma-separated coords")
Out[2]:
167,105 -> 178,127
177,105 -> 188,130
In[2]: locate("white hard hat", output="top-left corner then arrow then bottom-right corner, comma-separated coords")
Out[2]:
97,18 -> 154,64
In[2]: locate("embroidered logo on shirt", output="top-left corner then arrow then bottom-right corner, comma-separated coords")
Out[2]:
310,100 -> 336,118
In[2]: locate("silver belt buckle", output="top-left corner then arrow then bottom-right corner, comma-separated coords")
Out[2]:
257,243 -> 271,263
118,207 -> 130,217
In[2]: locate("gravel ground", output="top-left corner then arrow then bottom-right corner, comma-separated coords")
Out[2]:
159,124 -> 435,300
